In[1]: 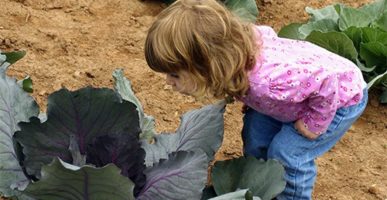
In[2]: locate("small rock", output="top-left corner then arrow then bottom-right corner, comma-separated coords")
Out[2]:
185,97 -> 195,103
163,85 -> 172,90
368,184 -> 380,195
38,90 -> 47,96
162,116 -> 172,122
10,38 -> 17,44
159,110 -> 167,115
73,71 -> 82,78
4,38 -> 11,46
85,72 -> 95,78
348,126 -> 356,132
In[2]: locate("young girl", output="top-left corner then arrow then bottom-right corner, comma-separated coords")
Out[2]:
144,0 -> 368,199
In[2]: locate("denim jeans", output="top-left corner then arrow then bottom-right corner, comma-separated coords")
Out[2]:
242,89 -> 368,200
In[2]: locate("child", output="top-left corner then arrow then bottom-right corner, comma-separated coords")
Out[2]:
144,0 -> 368,199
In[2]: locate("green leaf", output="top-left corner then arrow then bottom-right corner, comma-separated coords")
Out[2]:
23,158 -> 135,200
278,23 -> 303,39
305,5 -> 340,22
306,31 -> 358,61
374,11 -> 387,31
380,89 -> 387,103
212,157 -> 286,200
344,27 -> 363,51
162,0 -> 175,4
356,58 -> 376,73
0,55 -> 39,197
208,189 -> 261,200
367,70 -> 387,89
22,77 -> 33,93
359,0 -> 387,21
361,27 -> 387,45
17,76 -> 33,93
2,51 -> 26,65
113,69 -> 156,142
224,0 -> 259,23
360,42 -> 387,72
298,19 -> 339,39
338,5 -> 373,31
158,0 -> 259,22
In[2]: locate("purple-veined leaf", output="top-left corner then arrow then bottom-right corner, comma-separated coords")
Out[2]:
23,158 -> 136,200
113,69 -> 156,142
0,52 -> 39,197
137,151 -> 207,200
13,87 -> 141,182
86,133 -> 146,196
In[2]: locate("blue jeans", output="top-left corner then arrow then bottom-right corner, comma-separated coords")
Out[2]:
242,89 -> 368,200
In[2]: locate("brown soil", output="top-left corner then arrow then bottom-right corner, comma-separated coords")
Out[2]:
0,0 -> 386,199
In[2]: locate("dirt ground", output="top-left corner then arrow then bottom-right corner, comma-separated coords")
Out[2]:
0,0 -> 386,199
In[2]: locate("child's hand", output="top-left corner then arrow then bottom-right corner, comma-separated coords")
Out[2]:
294,119 -> 319,140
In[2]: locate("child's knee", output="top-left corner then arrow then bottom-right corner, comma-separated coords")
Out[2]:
267,143 -> 290,165
243,143 -> 267,160
267,137 -> 303,166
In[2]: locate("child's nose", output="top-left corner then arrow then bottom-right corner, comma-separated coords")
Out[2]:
166,74 -> 175,86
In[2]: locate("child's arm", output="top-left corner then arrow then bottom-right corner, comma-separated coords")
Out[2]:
267,68 -> 341,136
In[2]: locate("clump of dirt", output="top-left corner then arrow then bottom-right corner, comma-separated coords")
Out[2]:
0,0 -> 386,199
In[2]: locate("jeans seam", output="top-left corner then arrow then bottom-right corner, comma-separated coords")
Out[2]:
290,158 -> 302,199
300,154 -> 309,199
332,109 -> 349,131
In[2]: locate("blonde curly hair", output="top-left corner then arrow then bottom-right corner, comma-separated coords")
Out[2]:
145,0 -> 259,98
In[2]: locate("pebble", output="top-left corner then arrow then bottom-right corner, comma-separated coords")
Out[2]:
38,90 -> 47,96
4,38 -> 11,46
162,116 -> 172,122
73,71 -> 82,78
368,184 -> 380,195
85,72 -> 95,78
163,85 -> 171,90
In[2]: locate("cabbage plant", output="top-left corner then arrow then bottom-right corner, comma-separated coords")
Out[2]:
160,0 -> 259,23
279,0 -> 387,103
0,50 -> 225,199
0,51 -> 285,200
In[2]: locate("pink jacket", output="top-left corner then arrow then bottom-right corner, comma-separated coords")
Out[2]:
239,26 -> 366,134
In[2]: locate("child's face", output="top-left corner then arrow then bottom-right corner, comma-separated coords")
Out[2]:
165,71 -> 196,96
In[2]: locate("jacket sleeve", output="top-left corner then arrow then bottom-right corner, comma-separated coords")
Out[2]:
267,67 -> 340,134
302,76 -> 340,134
